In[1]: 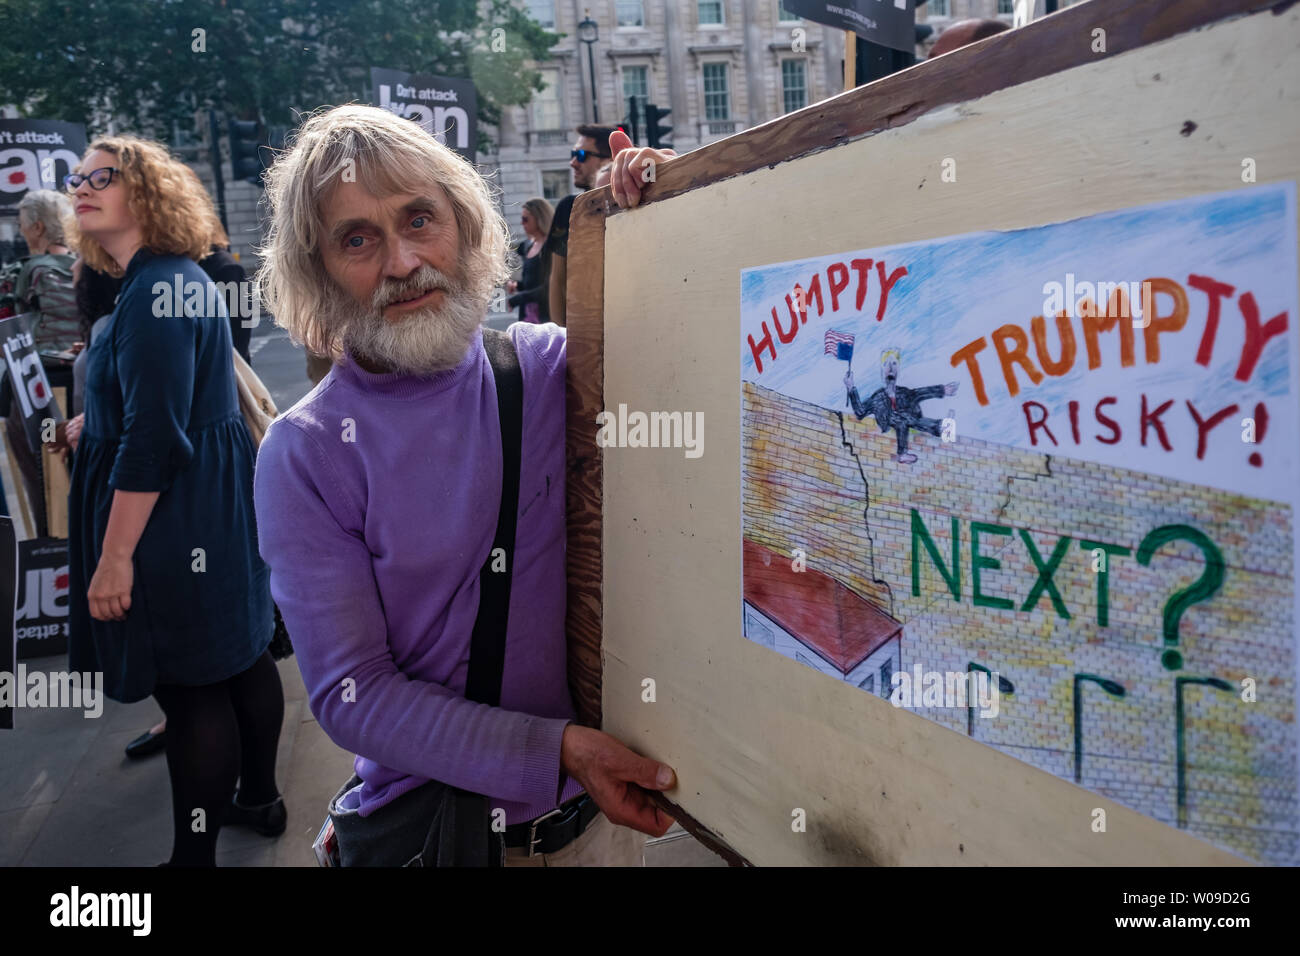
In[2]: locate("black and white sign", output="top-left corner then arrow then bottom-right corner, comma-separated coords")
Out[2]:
0,120 -> 87,213
783,0 -> 917,53
15,536 -> 67,660
0,314 -> 63,456
0,516 -> 15,729
370,67 -> 477,162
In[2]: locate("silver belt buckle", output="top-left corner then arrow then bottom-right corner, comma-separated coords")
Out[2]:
527,807 -> 564,858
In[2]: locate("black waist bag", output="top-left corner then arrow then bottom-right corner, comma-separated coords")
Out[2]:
326,328 -> 524,867
328,773 -> 500,867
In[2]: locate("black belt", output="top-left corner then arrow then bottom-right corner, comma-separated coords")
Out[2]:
503,793 -> 599,857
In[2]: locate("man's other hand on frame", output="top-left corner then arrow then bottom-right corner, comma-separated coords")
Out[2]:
607,129 -> 677,210
560,723 -> 677,837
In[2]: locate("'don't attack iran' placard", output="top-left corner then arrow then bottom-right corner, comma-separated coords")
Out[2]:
0,119 -> 87,212
370,67 -> 477,163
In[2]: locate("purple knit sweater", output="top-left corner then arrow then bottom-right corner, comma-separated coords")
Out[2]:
253,322 -> 584,823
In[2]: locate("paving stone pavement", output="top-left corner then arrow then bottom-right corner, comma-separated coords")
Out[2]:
2,655 -> 724,867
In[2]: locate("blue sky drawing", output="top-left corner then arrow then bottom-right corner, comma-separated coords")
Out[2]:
740,183 -> 1298,502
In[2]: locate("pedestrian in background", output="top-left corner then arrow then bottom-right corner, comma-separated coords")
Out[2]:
928,18 -> 1011,58
506,197 -> 553,324
199,219 -> 254,364
546,127 -> 673,326
545,123 -> 619,326
2,189 -> 80,534
69,258 -> 121,418
64,136 -> 285,866
13,189 -> 80,351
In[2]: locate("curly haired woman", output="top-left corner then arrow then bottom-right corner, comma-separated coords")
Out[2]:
65,137 -> 285,866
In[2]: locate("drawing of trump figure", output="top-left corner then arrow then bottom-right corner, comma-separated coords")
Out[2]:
843,348 -> 958,464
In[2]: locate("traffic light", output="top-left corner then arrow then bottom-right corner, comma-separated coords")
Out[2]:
228,119 -> 264,186
914,0 -> 933,47
624,97 -> 640,146
645,103 -> 672,151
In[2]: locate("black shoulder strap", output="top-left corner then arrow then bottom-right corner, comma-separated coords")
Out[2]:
464,328 -> 523,707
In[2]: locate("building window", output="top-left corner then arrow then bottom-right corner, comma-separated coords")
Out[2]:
698,0 -> 724,26
929,0 -> 950,15
541,169 -> 570,202
622,65 -> 649,135
702,62 -> 731,121
531,69 -> 562,132
879,658 -> 893,698
781,59 -> 807,113
524,0 -> 555,29
777,2 -> 800,23
997,0 -> 1014,12
616,0 -> 644,27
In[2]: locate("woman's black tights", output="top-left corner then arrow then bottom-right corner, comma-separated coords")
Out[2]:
152,650 -> 284,867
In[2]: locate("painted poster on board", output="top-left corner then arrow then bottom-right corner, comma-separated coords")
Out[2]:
739,183 -> 1299,864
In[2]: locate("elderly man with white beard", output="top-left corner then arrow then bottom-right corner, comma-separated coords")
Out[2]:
253,105 -> 678,866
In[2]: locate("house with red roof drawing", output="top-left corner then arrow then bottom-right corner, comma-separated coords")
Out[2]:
742,539 -> 902,695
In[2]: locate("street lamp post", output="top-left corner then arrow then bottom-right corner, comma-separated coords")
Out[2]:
1072,674 -> 1126,784
1175,677 -> 1232,828
578,12 -> 599,123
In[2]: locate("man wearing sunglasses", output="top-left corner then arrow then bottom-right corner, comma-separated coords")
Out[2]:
543,124 -> 618,327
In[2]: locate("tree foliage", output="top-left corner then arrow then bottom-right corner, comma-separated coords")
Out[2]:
0,0 -> 557,148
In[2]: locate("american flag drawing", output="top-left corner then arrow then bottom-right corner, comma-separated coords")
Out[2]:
824,329 -> 855,361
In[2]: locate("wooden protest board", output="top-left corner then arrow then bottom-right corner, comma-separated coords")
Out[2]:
42,386 -> 69,540
565,0 -> 1300,866
1,424 -> 33,540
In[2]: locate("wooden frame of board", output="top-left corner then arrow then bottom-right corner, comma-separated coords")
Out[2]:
564,0 -> 1296,865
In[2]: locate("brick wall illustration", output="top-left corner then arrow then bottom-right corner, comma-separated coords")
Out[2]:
742,380 -> 1298,864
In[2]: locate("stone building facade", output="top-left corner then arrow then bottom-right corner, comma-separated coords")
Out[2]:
0,2 -> 1043,272
491,0 -> 1026,248
492,1 -> 847,235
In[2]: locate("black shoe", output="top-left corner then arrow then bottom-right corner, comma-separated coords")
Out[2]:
224,795 -> 287,838
125,728 -> 167,759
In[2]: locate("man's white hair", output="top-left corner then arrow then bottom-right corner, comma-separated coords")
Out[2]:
257,104 -> 512,360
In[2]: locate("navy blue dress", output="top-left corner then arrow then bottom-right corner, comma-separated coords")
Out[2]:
68,248 -> 272,703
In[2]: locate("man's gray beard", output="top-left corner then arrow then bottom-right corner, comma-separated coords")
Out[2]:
333,266 -> 486,376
